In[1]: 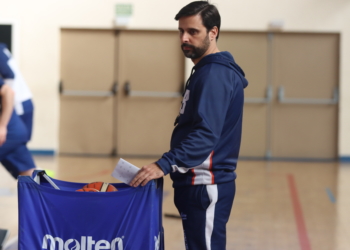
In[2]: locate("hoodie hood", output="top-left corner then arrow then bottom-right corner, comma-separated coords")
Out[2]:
194,51 -> 248,89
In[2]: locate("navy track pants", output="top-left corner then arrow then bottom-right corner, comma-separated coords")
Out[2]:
174,180 -> 235,250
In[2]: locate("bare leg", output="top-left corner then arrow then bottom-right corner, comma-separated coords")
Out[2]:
19,168 -> 35,177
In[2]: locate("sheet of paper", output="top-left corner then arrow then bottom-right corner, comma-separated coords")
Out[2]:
111,158 -> 140,185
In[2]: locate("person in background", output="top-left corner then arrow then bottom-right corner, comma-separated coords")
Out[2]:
0,44 -> 36,179
0,43 -> 34,145
131,1 -> 248,249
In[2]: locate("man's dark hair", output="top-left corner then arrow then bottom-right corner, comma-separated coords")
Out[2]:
175,1 -> 221,40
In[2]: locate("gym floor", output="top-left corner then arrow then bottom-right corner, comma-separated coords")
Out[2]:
1,156 -> 349,250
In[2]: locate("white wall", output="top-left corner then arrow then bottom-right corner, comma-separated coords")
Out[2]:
1,0 -> 349,157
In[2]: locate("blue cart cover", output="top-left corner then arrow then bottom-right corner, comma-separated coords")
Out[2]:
18,170 -> 164,250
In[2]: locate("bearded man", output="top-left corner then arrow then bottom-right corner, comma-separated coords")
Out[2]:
131,1 -> 248,249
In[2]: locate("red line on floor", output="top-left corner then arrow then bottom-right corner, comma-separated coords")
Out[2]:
287,174 -> 311,250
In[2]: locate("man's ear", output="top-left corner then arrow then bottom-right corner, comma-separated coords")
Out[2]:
210,26 -> 218,41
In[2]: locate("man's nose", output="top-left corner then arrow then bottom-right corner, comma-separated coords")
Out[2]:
181,33 -> 189,44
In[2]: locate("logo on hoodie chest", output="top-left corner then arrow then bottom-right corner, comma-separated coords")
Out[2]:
180,90 -> 190,114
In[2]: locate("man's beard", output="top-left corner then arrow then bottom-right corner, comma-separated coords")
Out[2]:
181,34 -> 210,59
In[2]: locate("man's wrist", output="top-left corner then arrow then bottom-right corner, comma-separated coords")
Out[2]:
155,158 -> 172,175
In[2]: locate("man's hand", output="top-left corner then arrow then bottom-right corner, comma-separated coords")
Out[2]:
130,163 -> 164,187
0,125 -> 7,146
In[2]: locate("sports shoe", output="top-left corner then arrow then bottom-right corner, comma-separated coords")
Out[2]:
0,229 -> 10,250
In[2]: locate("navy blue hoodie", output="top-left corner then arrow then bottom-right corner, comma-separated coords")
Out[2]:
156,51 -> 248,187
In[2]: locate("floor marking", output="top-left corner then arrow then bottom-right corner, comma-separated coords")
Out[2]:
0,188 -> 14,196
3,235 -> 18,250
287,174 -> 311,250
326,187 -> 336,203
163,191 -> 170,198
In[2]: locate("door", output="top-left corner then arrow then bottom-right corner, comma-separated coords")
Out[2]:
218,32 -> 270,158
59,29 -> 116,155
270,33 -> 339,159
116,30 -> 184,156
218,31 -> 339,160
59,30 -> 338,159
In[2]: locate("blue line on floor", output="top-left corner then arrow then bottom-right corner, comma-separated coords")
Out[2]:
326,188 -> 336,203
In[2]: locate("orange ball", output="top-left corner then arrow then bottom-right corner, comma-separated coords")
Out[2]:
76,187 -> 99,192
82,182 -> 118,192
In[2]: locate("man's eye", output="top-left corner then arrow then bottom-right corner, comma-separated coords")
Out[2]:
189,30 -> 197,35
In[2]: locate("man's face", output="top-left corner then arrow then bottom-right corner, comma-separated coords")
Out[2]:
178,15 -> 210,60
